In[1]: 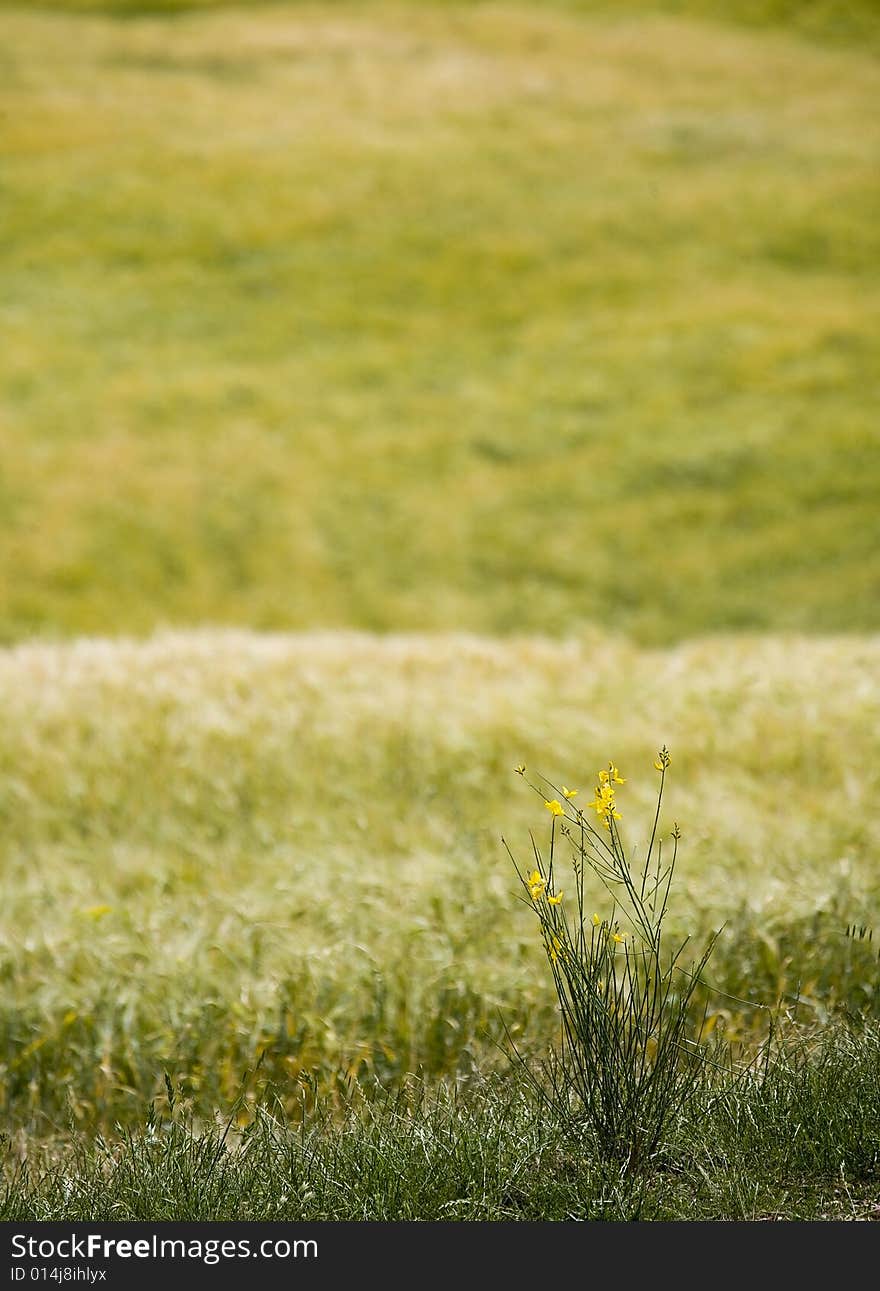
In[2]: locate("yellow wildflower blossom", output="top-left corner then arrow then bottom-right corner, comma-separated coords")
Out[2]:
528,869 -> 546,900
545,799 -> 565,817
562,786 -> 578,799
547,891 -> 564,906
589,783 -> 618,821
599,763 -> 626,785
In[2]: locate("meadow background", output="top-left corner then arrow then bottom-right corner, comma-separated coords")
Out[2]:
1,0 -> 879,1219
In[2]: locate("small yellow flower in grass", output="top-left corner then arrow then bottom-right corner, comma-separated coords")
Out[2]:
612,932 -> 625,945
592,912 -> 601,927
528,869 -> 546,900
549,934 -> 563,963
544,799 -> 565,817
562,786 -> 578,799
514,763 -> 526,775
654,747 -> 671,772
547,891 -> 564,905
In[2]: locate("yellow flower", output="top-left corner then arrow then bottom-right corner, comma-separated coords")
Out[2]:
547,891 -> 564,905
612,932 -> 625,944
549,934 -> 563,963
562,786 -> 578,799
590,776 -> 622,830
544,799 -> 565,817
514,763 -> 526,775
528,869 -> 546,900
599,763 -> 625,785
654,747 -> 671,771
589,783 -> 617,819
592,913 -> 601,927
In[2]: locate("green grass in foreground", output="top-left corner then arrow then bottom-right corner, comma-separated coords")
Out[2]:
1,629 -> 878,1136
1,2 -> 879,644
4,1022 -> 880,1220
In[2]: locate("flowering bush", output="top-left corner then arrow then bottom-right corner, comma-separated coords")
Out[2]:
506,748 -> 719,1173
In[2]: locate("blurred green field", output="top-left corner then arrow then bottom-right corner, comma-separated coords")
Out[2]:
4,1 -> 880,52
2,627 -> 879,1131
2,1 -> 879,643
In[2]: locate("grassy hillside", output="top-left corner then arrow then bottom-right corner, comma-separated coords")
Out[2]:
2,628 -> 878,1131
1,2 -> 878,644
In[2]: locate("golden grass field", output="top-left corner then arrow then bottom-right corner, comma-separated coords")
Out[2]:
2,626 -> 878,1126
